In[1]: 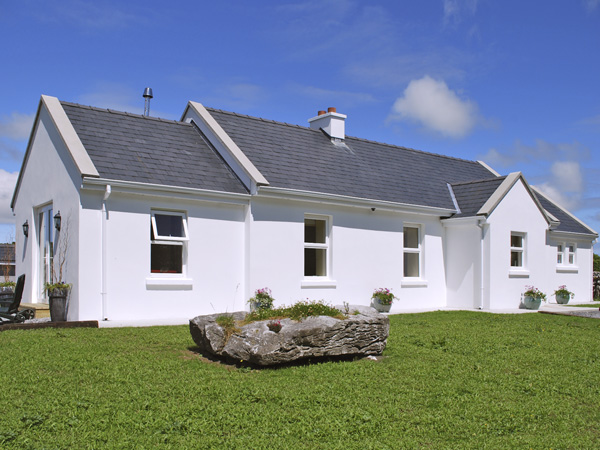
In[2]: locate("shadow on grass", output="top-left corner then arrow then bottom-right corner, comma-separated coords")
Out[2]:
186,345 -> 386,370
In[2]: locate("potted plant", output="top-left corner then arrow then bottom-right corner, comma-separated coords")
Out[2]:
371,288 -> 395,313
553,285 -> 574,304
247,287 -> 275,311
46,281 -> 71,322
523,285 -> 546,310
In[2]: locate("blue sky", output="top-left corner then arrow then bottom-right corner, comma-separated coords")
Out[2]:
1,0 -> 599,250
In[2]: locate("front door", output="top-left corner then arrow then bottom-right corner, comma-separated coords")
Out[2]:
37,204 -> 54,302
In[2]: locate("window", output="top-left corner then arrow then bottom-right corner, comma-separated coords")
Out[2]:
510,232 -> 525,268
150,211 -> 188,275
403,225 -> 421,278
557,242 -> 576,266
304,216 -> 329,277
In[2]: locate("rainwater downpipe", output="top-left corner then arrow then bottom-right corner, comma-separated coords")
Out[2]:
101,185 -> 111,320
477,218 -> 487,310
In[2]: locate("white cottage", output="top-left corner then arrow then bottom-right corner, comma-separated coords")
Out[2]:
10,95 -> 597,322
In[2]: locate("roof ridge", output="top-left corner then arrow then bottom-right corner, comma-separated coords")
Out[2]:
205,106 -> 487,166
451,176 -> 505,187
60,100 -> 187,126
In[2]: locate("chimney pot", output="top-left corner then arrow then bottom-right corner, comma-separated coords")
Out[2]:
318,110 -> 326,116
327,107 -> 336,113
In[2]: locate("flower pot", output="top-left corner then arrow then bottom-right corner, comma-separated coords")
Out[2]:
49,288 -> 69,322
249,301 -> 260,312
556,293 -> 570,304
523,295 -> 542,310
372,297 -> 392,313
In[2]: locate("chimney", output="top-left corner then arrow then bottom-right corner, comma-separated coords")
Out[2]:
308,107 -> 346,140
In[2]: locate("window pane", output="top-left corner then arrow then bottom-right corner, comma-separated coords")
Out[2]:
404,227 -> 419,248
404,253 -> 420,277
568,244 -> 575,253
510,234 -> 523,248
305,219 -> 326,244
151,244 -> 182,273
304,248 -> 327,276
568,254 -> 574,264
511,251 -> 522,267
557,253 -> 563,264
155,214 -> 185,238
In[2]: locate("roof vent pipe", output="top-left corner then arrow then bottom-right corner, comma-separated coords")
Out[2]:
143,87 -> 153,116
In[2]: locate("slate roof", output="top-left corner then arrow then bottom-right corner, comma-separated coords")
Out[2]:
450,177 -> 596,235
451,177 -> 506,218
61,102 -> 248,195
534,191 -> 595,235
207,108 -> 496,210
60,101 -> 595,236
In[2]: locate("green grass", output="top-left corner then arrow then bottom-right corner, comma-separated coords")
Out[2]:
1,311 -> 599,449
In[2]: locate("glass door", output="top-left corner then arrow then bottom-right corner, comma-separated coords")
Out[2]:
38,205 -> 54,302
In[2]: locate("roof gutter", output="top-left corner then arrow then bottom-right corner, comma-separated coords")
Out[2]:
82,177 -> 251,205
257,186 -> 456,216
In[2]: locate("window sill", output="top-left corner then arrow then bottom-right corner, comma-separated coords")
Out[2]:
301,279 -> 337,289
508,269 -> 530,278
145,277 -> 193,290
556,266 -> 578,273
401,279 -> 428,287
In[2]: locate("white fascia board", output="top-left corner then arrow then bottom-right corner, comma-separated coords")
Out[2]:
477,160 -> 501,177
531,185 -> 598,237
548,229 -> 599,241
41,95 -> 99,178
441,216 -> 484,227
82,177 -> 250,205
181,101 -> 269,191
11,98 -> 43,209
257,186 -> 455,216
477,172 -> 521,216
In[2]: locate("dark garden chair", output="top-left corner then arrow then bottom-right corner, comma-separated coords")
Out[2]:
0,274 -> 34,324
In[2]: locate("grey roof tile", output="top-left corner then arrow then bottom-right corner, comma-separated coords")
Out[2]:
451,177 -> 506,218
61,102 -> 247,195
207,107 -> 496,209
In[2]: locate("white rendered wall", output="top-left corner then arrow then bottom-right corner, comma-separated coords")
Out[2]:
78,191 -> 247,322
545,234 -> 594,303
486,180 -> 550,309
12,105 -> 82,319
246,197 -> 447,312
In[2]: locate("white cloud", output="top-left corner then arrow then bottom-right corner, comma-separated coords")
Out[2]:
0,170 -> 18,224
478,139 -> 590,168
583,0 -> 600,13
40,0 -> 144,30
535,161 -> 585,211
388,75 -> 479,138
443,0 -> 479,27
0,112 -> 34,141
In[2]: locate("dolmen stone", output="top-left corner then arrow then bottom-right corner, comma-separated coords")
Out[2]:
189,305 -> 390,366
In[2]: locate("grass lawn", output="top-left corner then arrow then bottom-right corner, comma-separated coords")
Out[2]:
1,311 -> 599,449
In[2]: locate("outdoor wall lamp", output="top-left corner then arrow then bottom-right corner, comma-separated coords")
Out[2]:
54,211 -> 61,231
22,220 -> 29,237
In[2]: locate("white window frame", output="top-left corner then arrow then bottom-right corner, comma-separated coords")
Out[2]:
509,231 -> 529,277
402,224 -> 426,286
149,210 -> 189,278
302,214 -> 335,288
556,241 -> 577,272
